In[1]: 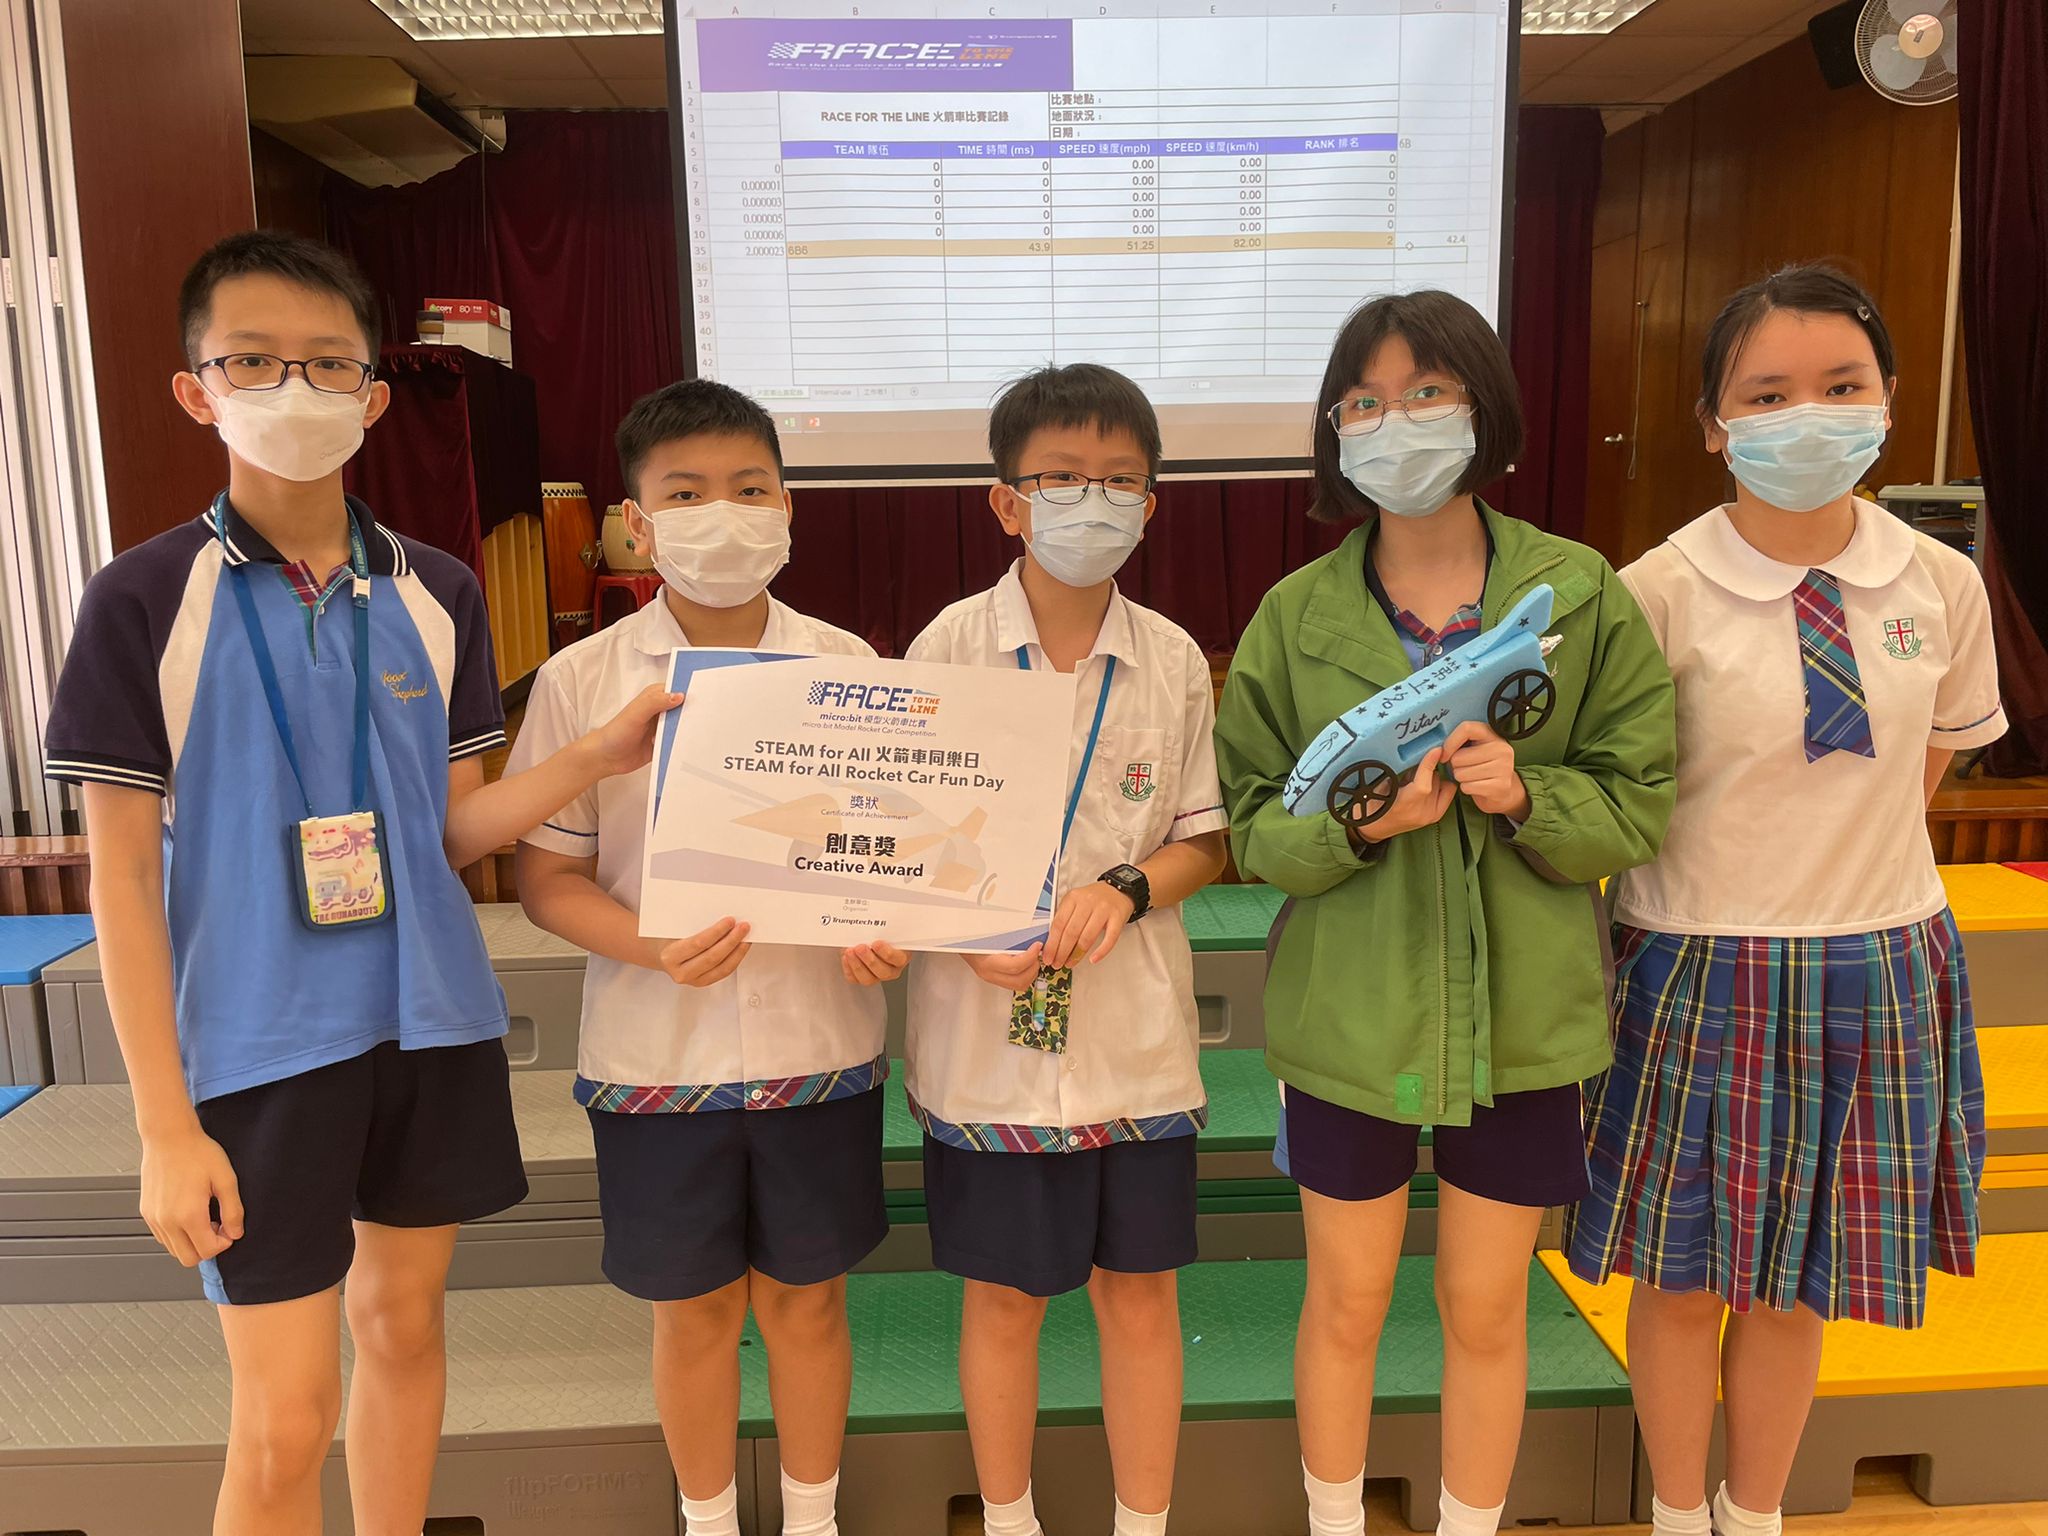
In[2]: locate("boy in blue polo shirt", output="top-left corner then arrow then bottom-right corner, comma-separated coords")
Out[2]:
43,231 -> 674,1536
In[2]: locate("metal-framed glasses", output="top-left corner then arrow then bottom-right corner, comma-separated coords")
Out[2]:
198,354 -> 375,395
1327,382 -> 1469,436
1010,470 -> 1155,508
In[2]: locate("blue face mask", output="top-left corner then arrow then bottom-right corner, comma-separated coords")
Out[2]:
1026,488 -> 1146,587
1717,402 -> 1887,513
1338,408 -> 1477,518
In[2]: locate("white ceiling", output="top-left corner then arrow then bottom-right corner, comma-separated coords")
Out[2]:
240,0 -> 1848,114
239,0 -> 670,108
1521,0 -> 1845,107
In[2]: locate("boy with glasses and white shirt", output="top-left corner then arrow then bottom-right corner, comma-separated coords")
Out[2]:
888,364 -> 1229,1536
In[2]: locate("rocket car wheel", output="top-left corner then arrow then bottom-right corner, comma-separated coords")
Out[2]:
1488,669 -> 1555,741
1328,759 -> 1399,827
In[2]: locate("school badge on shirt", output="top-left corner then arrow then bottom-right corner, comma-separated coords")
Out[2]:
1121,762 -> 1156,802
1883,617 -> 1923,660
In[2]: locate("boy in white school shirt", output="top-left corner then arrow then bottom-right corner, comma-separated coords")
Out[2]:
895,364 -> 1230,1536
511,381 -> 904,1536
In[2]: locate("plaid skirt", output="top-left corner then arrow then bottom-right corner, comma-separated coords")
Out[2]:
1563,911 -> 1984,1329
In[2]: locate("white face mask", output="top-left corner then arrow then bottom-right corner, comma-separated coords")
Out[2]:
644,499 -> 791,608
211,379 -> 369,482
1338,406 -> 1477,518
1025,487 -> 1147,588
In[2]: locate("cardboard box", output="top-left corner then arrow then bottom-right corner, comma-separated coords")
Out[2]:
423,297 -> 513,365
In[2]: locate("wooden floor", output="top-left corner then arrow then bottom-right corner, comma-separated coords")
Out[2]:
945,1464 -> 2048,1535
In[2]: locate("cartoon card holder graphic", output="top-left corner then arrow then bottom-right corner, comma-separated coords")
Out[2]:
292,810 -> 393,931
1008,964 -> 1072,1054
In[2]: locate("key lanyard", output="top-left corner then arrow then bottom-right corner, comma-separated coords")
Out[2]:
1016,643 -> 1115,905
220,497 -> 374,818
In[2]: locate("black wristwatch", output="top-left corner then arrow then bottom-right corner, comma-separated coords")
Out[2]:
1099,863 -> 1151,921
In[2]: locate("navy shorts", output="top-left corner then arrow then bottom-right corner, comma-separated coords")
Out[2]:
588,1087 -> 887,1301
923,1133 -> 1198,1297
196,1038 -> 528,1307
1278,1082 -> 1590,1208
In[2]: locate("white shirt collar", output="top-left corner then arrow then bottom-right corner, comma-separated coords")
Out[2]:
1667,498 -> 1917,602
626,589 -> 800,656
991,559 -> 1141,668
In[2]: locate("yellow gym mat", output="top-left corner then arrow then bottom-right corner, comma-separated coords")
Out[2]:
1938,864 -> 2048,933
1538,1231 -> 2048,1397
1981,1025 -> 2048,1130
1983,1154 -> 2048,1191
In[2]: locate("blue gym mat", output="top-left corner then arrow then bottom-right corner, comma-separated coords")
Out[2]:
0,914 -> 95,985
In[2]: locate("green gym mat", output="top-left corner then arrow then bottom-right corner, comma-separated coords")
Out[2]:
882,1176 -> 1439,1225
733,1257 -> 1629,1436
1181,883 -> 1286,952
882,1049 -> 1280,1161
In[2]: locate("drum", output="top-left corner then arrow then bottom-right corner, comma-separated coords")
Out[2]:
601,502 -> 655,573
540,481 -> 598,652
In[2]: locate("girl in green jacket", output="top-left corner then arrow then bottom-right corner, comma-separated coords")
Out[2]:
1214,291 -> 1676,1536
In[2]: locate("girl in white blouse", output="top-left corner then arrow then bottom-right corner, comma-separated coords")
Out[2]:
1564,264 -> 2004,1536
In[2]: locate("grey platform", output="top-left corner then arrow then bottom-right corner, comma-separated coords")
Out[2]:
36,903 -> 1272,1085
1627,1388 -> 2048,1518
0,1260 -> 1633,1536
39,906 -> 587,1084
1958,926 -> 2048,1031
0,1069 -> 600,1303
0,1053 -> 1353,1304
0,914 -> 95,1087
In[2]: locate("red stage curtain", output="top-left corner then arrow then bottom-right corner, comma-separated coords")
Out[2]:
1959,0 -> 2048,774
1494,108 -> 1602,543
324,107 -> 1600,657
326,111 -> 680,519
345,346 -> 541,585
771,478 -> 1349,657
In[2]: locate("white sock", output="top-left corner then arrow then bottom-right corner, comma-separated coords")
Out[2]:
1114,1495 -> 1170,1536
1304,1462 -> 1366,1536
1712,1484 -> 1782,1536
1436,1484 -> 1505,1536
1651,1494 -> 1713,1536
782,1468 -> 840,1536
984,1484 -> 1044,1536
681,1479 -> 742,1536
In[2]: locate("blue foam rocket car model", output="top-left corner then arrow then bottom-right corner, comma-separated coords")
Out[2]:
1285,584 -> 1561,828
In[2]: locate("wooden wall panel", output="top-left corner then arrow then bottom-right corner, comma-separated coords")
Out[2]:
1584,38 -> 1964,565
1581,234 -> 1638,560
58,0 -> 255,554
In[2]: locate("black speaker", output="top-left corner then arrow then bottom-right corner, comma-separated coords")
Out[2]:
1809,0 -> 1865,90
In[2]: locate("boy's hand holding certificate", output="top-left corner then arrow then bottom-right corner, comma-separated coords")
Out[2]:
642,650 -> 1077,952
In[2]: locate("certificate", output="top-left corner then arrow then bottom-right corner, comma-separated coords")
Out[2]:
641,650 -> 1077,951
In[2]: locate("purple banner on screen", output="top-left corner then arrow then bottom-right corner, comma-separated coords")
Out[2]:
778,135 -> 1402,159
697,19 -> 1074,92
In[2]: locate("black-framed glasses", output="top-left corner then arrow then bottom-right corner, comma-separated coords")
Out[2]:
1327,382 -> 1469,436
1011,470 -> 1155,508
198,353 -> 375,395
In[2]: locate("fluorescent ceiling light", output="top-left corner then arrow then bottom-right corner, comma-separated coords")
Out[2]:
1521,0 -> 1664,35
367,1 -> 663,40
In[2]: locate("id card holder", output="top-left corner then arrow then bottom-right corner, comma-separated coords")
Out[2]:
1008,965 -> 1072,1055
291,810 -> 393,931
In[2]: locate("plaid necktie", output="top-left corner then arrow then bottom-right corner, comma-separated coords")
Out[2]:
1793,569 -> 1875,763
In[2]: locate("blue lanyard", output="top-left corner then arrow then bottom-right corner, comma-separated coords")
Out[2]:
220,497 -> 373,818
1016,644 -> 1115,901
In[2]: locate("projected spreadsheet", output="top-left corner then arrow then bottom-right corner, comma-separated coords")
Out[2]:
674,1 -> 1508,435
